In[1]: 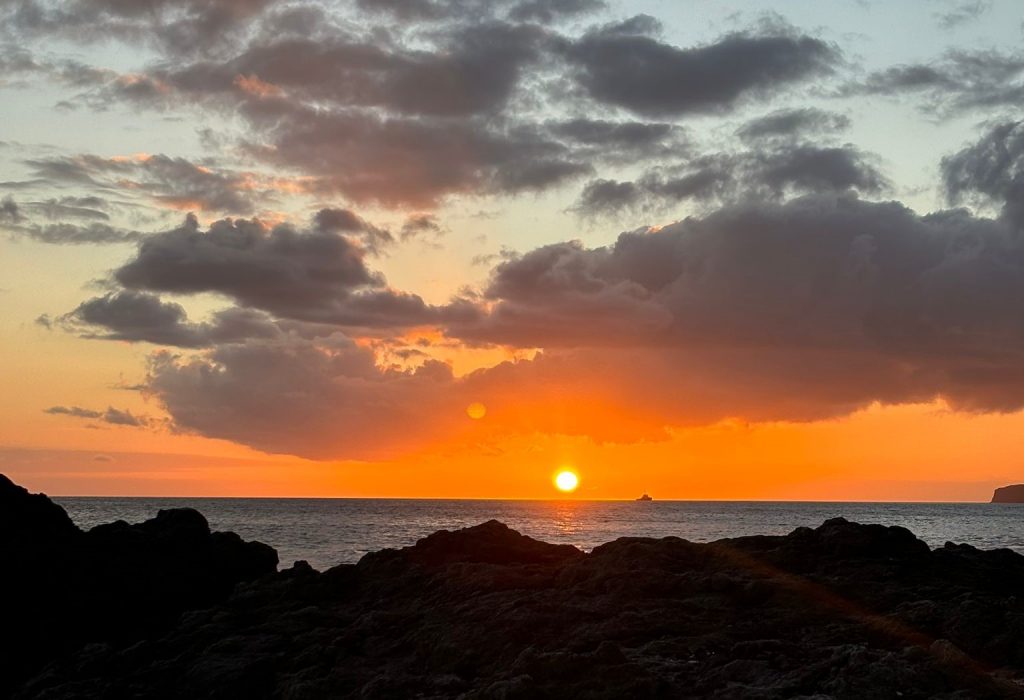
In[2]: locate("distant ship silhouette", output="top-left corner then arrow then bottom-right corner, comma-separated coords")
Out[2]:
636,493 -> 653,501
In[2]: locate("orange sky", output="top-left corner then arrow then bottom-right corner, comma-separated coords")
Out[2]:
4,1 -> 1024,502
3,400 -> 1020,501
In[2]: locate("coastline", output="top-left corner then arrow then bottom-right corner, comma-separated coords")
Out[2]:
5,473 -> 1024,698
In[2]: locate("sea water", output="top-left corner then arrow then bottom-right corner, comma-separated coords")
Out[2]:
56,498 -> 1024,572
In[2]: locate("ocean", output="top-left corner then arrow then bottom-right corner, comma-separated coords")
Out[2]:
55,498 -> 1024,572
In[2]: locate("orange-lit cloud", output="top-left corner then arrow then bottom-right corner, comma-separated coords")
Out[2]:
233,73 -> 284,98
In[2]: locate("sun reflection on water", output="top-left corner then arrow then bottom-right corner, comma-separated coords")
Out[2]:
551,500 -> 584,541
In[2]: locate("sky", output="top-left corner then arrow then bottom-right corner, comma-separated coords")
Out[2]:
2,0 -> 1024,500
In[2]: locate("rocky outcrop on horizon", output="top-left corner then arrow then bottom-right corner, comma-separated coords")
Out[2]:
992,485 -> 1024,503
0,474 -> 278,696
6,474 -> 1024,698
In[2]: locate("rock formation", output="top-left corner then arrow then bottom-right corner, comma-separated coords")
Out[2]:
5,474 -> 1024,698
992,484 -> 1024,503
0,474 -> 278,696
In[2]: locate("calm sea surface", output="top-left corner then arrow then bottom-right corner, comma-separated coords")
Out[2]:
55,498 -> 1024,572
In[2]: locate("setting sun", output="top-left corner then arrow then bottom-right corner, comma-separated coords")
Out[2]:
554,470 -> 579,493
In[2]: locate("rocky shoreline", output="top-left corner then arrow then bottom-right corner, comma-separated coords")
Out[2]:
4,474 -> 1024,699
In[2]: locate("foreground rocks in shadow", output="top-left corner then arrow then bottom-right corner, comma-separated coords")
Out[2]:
7,476 -> 1024,699
0,474 -> 278,696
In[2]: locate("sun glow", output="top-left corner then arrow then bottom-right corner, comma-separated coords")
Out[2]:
554,470 -> 579,493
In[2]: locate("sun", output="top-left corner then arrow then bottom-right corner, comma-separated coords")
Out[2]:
554,470 -> 579,493
466,402 -> 486,419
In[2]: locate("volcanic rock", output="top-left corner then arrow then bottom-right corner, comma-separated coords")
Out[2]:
5,474 -> 1024,698
0,473 -> 277,696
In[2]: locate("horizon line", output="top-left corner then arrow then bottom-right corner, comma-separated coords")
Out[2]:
49,494 -> 1004,504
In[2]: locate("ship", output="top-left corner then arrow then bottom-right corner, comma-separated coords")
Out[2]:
636,493 -> 653,501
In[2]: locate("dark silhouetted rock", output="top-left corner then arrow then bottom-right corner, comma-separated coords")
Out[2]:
992,484 -> 1024,503
6,473 -> 1024,698
0,473 -> 277,696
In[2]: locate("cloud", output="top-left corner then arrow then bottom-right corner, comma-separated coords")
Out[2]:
12,221 -> 143,245
0,197 -> 23,223
18,7 -> 843,209
123,187 -> 1024,460
546,117 -> 686,163
109,213 -> 475,327
1,0 -> 277,58
942,120 -> 1024,227
935,0 -> 992,29
26,154 -> 266,215
848,50 -> 1024,116
737,107 -> 851,143
574,179 -> 644,215
450,192 -> 1024,410
507,0 -> 605,23
400,213 -> 443,240
58,290 -> 282,347
564,20 -> 840,117
103,21 -> 555,118
572,142 -> 886,215
44,404 -> 149,427
146,336 -> 470,459
313,207 -> 394,255
239,105 -> 592,207
355,0 -> 604,23
26,197 -> 110,221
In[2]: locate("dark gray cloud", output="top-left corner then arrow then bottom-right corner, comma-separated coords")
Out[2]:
43,405 -> 102,419
26,154 -> 262,215
450,192 -> 1024,410
942,120 -> 1024,227
115,213 -> 373,311
573,143 -> 886,215
574,178 -> 643,215
44,404 -> 148,427
27,197 -> 109,220
1,0 -> 276,58
737,107 -> 851,143
462,191 -> 1018,348
564,20 -> 840,117
546,117 -> 685,162
15,221 -> 142,245
0,45 -> 40,82
20,6 -> 850,209
58,290 -> 282,347
313,207 -> 394,255
355,0 -> 604,23
134,187 -> 1024,459
400,213 -> 443,240
144,21 -> 554,118
0,197 -> 23,223
240,105 -> 592,207
355,0 -> 490,21
507,0 -> 605,23
111,214 -> 474,327
753,144 -> 887,196
146,336 -> 469,459
141,194 -> 1024,458
850,50 -> 1024,116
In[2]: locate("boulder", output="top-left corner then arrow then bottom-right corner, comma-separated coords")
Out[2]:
0,473 -> 278,695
